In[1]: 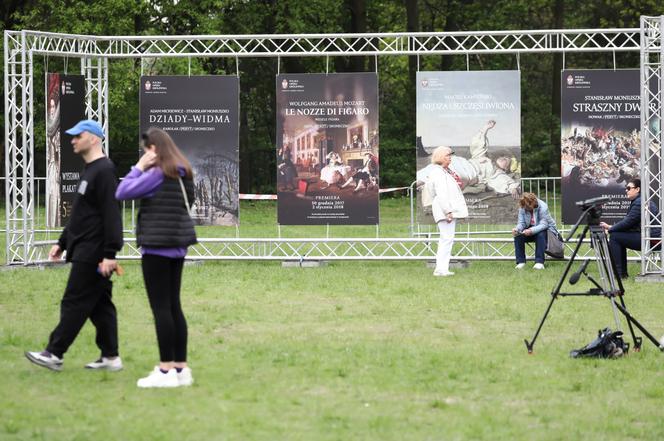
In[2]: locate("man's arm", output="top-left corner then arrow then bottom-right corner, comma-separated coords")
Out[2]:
609,199 -> 641,233
97,167 -> 124,275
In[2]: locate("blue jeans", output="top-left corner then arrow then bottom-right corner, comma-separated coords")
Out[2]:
514,229 -> 548,264
608,231 -> 641,277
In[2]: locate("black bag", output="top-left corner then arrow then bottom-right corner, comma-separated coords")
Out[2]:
570,327 -> 628,359
545,229 -> 564,258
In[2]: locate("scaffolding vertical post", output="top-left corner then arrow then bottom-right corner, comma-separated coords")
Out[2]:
639,16 -> 664,277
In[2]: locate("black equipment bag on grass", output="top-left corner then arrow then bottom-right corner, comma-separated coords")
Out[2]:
570,328 -> 628,359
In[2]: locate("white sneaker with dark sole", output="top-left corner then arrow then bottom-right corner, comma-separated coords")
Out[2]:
137,367 -> 179,388
25,351 -> 63,372
85,356 -> 123,371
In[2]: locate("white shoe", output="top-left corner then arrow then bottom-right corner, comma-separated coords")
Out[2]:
533,263 -> 545,270
433,271 -> 454,277
515,263 -> 526,269
85,356 -> 123,371
177,367 -> 194,386
137,367 -> 179,388
25,350 -> 63,372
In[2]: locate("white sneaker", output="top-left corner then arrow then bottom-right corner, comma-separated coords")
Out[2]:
533,263 -> 545,270
433,271 -> 454,277
25,350 -> 63,372
137,367 -> 179,388
515,263 -> 526,269
177,367 -> 194,386
85,356 -> 123,371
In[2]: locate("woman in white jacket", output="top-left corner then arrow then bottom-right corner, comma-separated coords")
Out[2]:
426,146 -> 469,276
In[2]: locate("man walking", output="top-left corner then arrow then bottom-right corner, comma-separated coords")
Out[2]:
25,119 -> 124,372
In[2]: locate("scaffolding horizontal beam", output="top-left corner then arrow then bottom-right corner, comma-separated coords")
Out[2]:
6,29 -> 643,58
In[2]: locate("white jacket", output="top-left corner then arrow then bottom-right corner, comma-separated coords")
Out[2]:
425,165 -> 469,222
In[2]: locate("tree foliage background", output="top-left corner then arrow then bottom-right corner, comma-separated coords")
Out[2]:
1,0 -> 662,193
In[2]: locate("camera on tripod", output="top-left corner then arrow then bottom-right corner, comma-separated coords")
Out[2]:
574,196 -> 611,226
524,194 -> 662,354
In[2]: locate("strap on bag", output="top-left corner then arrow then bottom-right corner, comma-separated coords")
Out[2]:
177,177 -> 192,217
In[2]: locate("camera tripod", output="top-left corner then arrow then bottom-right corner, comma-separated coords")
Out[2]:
524,200 -> 662,354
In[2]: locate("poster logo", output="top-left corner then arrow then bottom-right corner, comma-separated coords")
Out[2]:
281,79 -> 288,89
145,80 -> 152,91
566,75 -> 574,86
421,79 -> 429,88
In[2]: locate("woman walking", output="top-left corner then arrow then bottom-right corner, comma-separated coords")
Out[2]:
116,128 -> 197,388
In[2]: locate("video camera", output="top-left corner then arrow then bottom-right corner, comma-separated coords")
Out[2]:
575,196 -> 611,225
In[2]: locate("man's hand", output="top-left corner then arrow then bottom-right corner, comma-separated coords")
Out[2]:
523,229 -> 533,236
446,213 -> 454,223
48,245 -> 63,261
98,258 -> 118,277
512,228 -> 520,237
599,222 -> 611,231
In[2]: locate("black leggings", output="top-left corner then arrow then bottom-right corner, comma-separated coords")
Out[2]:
141,254 -> 187,362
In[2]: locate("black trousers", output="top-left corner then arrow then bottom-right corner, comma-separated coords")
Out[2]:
46,262 -> 118,359
141,254 -> 188,362
608,231 -> 641,277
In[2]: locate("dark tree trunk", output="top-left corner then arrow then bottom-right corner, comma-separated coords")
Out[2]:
349,0 -> 367,72
550,0 -> 564,152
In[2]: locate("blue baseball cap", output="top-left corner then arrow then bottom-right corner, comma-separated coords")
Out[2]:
65,119 -> 105,139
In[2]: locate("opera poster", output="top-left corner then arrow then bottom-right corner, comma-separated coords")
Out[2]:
561,69 -> 640,224
276,73 -> 379,225
140,75 -> 239,226
416,71 -> 521,224
46,73 -> 85,227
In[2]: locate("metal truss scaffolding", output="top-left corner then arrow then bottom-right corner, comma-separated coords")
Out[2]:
3,26 -> 662,275
640,17 -> 664,278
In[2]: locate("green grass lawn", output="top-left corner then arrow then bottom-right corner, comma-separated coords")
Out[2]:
1,257 -> 664,440
1,198 -> 663,440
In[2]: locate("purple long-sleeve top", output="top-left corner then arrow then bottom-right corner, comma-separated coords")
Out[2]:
116,166 -> 188,258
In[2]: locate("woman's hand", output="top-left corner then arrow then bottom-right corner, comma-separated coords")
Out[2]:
136,150 -> 157,172
446,213 -> 454,223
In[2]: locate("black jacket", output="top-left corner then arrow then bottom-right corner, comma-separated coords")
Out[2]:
58,157 -> 123,263
136,177 -> 197,248
610,195 -> 661,237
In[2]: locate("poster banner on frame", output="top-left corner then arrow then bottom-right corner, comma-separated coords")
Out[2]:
276,73 -> 379,225
561,69 -> 641,224
45,73 -> 86,227
139,75 -> 239,226
416,71 -> 521,224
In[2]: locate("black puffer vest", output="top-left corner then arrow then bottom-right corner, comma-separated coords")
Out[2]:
136,176 -> 197,248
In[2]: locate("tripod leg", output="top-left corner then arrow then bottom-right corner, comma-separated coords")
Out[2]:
613,300 -> 661,350
618,296 -> 642,351
524,295 -> 557,353
525,224 -> 589,353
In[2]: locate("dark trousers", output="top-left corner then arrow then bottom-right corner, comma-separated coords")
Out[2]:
608,231 -> 641,277
46,262 -> 118,359
141,254 -> 188,362
514,230 -> 548,264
